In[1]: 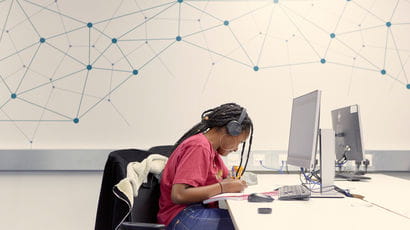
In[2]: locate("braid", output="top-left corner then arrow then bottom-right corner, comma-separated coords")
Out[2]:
171,103 -> 253,154
236,125 -> 254,178
240,124 -> 254,177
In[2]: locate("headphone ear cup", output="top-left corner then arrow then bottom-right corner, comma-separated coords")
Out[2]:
227,121 -> 241,136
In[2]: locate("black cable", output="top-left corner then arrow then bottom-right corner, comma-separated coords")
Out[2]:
336,145 -> 351,166
336,152 -> 347,165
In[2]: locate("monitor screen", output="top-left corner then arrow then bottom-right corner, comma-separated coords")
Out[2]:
331,105 -> 364,163
287,90 -> 321,169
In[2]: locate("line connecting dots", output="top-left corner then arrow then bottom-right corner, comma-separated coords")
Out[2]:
0,0 -> 409,146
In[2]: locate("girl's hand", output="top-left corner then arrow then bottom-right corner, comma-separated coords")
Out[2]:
220,178 -> 247,193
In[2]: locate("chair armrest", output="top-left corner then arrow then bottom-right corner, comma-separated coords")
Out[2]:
121,222 -> 165,230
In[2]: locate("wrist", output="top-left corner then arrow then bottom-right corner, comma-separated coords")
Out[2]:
218,181 -> 224,194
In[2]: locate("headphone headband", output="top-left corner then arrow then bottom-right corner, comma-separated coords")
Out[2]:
237,108 -> 247,125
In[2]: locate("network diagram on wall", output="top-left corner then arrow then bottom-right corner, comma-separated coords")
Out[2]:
0,0 -> 409,147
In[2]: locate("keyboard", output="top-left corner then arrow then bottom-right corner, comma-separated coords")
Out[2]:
335,172 -> 371,181
277,185 -> 311,200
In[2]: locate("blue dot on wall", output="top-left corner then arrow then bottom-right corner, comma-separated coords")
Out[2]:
39,38 -> 46,43
320,58 -> 326,64
381,69 -> 386,75
177,0 -> 183,3
224,20 -> 229,26
386,22 -> 392,27
132,69 -> 139,75
73,118 -> 79,124
176,36 -> 182,41
87,22 -> 93,28
11,93 -> 17,99
407,84 -> 410,89
330,33 -> 335,39
253,66 -> 259,71
112,38 -> 117,43
86,65 -> 92,70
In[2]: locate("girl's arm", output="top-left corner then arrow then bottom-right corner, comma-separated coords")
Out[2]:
171,179 -> 247,204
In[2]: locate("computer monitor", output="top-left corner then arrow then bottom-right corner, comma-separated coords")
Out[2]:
331,105 -> 364,164
285,90 -> 342,197
287,90 -> 321,170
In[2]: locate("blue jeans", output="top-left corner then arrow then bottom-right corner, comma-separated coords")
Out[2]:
167,203 -> 235,230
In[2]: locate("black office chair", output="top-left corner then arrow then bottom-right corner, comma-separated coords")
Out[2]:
148,145 -> 174,157
119,172 -> 165,230
95,148 -> 172,230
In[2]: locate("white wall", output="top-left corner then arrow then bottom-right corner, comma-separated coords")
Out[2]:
1,1 -> 410,229
0,172 -> 102,230
0,0 -> 409,150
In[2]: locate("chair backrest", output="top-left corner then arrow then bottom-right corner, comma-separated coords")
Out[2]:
131,146 -> 173,223
95,148 -> 169,230
130,173 -> 161,223
148,145 -> 174,156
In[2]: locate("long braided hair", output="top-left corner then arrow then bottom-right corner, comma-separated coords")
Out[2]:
172,103 -> 254,177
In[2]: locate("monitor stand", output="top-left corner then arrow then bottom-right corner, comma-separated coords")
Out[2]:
312,129 -> 344,198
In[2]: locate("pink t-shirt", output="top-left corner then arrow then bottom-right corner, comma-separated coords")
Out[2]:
157,133 -> 229,226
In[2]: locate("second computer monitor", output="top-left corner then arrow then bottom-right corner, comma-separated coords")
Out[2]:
287,90 -> 321,170
331,105 -> 364,163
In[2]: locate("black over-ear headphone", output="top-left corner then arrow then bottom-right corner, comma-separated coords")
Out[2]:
226,108 -> 247,136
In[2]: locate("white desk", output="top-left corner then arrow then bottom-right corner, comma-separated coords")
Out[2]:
334,174 -> 410,219
226,174 -> 410,230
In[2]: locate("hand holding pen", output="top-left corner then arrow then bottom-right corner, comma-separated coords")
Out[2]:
221,178 -> 248,193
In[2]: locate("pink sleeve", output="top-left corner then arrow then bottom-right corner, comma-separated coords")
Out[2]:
173,144 -> 211,187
